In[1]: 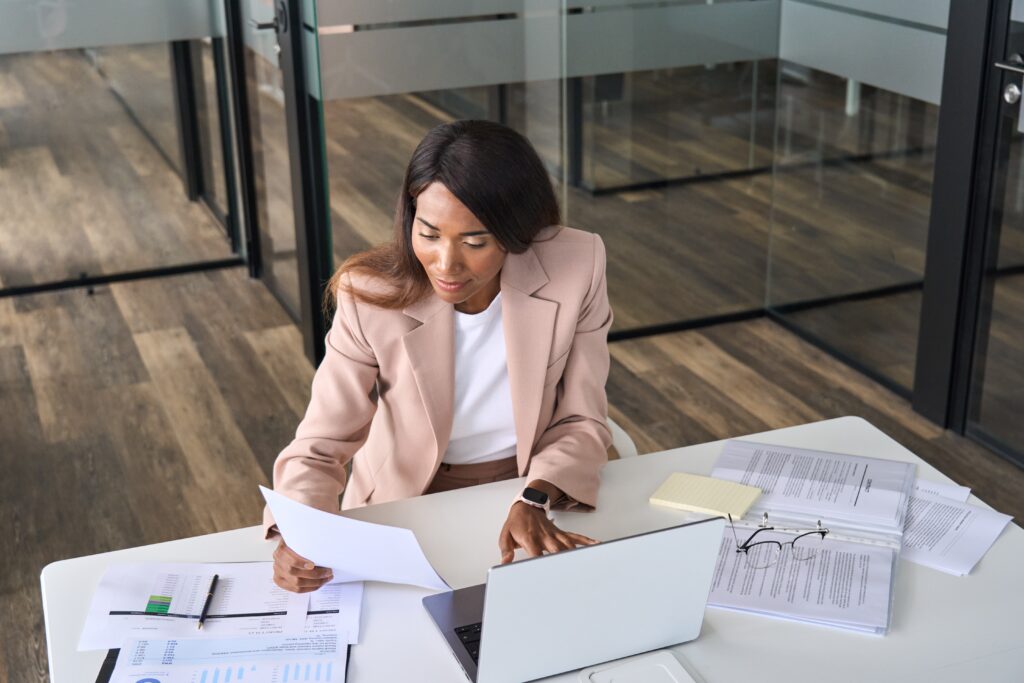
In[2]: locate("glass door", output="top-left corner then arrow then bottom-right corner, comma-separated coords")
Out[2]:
237,0 -> 303,320
764,2 -> 948,396
963,3 -> 1024,466
232,0 -> 331,362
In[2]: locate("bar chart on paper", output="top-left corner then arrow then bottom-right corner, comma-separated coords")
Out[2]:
80,563 -> 312,651
195,665 -> 254,682
279,662 -> 337,681
187,662 -> 337,682
116,661 -> 340,683
109,635 -> 346,683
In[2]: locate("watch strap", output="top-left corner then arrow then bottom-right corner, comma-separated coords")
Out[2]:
517,486 -> 551,513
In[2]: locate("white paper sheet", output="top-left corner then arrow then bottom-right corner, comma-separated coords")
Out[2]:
261,486 -> 449,590
306,581 -> 364,643
902,496 -> 1013,576
110,633 -> 346,683
913,478 -> 971,503
707,531 -> 895,634
712,440 -> 915,534
79,562 -> 310,651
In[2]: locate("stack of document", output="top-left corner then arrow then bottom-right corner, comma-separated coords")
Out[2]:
80,562 -> 363,650
80,562 -> 363,682
84,488 -> 452,681
710,440 -> 916,544
704,440 -> 916,634
903,479 -> 1013,576
706,530 -> 895,634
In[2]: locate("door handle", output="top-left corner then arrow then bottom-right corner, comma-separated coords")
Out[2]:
249,1 -> 288,33
995,54 -> 1024,75
249,19 -> 278,32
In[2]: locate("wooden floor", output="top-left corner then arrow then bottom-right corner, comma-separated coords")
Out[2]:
0,269 -> 312,682
1,269 -> 1022,681
0,51 -> 233,289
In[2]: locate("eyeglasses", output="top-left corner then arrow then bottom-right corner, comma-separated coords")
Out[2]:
727,512 -> 830,569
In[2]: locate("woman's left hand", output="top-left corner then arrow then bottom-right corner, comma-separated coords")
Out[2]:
498,502 -> 598,564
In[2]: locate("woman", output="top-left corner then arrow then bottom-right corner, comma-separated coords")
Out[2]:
267,120 -> 612,593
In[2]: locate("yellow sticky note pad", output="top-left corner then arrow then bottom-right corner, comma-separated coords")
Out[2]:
649,473 -> 761,518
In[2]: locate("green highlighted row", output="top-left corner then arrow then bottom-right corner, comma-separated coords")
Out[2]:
144,595 -> 173,614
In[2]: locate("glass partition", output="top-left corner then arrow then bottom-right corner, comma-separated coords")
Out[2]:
240,0 -> 302,319
305,1 -> 959,386
765,0 -> 947,394
195,37 -> 233,230
314,2 -> 568,272
964,3 -> 1024,464
0,0 -> 237,291
313,0 -> 781,333
89,44 -> 182,174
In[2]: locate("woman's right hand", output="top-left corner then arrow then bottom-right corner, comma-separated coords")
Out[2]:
273,539 -> 334,593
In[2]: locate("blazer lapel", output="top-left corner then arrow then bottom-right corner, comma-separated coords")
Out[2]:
402,295 -> 455,469
501,246 -> 557,475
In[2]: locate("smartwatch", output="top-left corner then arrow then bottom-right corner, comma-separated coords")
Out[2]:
516,486 -> 551,514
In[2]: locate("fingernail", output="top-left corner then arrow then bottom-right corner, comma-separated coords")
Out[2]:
305,562 -> 314,569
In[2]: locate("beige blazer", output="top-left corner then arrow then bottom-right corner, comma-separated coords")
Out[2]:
263,226 -> 612,533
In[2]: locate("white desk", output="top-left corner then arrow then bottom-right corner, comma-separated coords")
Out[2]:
42,417 -> 1024,682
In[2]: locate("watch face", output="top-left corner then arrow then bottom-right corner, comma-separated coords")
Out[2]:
522,487 -> 549,505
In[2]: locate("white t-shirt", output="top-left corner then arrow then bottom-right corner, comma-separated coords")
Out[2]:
441,293 -> 519,465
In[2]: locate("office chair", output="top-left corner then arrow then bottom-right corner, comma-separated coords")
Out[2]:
607,416 -> 639,459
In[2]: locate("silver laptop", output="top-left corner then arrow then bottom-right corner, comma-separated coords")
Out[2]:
423,516 -> 725,683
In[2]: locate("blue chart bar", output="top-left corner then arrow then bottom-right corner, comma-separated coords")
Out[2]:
305,662 -> 311,681
283,664 -> 289,683
237,666 -> 245,680
326,662 -> 332,680
213,668 -> 221,683
225,666 -> 233,682
200,672 -> 208,683
316,663 -> 322,681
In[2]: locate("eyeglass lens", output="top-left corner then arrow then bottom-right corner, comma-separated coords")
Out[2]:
742,535 -> 825,569
744,542 -> 781,569
790,532 -> 825,561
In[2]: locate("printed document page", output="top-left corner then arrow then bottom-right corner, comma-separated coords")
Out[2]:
106,581 -> 358,681
902,495 -> 1012,576
712,440 -> 914,533
110,633 -> 346,683
707,531 -> 895,634
80,562 -> 311,651
262,486 -> 449,590
913,478 -> 971,503
306,581 -> 363,643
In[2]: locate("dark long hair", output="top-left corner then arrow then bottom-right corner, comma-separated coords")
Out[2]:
326,120 -> 561,311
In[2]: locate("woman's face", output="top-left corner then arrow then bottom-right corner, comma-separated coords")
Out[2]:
412,182 -> 507,314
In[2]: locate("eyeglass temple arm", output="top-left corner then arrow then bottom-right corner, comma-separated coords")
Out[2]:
727,513 -> 742,548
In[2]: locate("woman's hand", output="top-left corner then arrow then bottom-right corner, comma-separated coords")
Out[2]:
272,539 -> 334,593
498,502 -> 598,564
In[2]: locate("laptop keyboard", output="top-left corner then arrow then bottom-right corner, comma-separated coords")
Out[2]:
454,622 -> 483,663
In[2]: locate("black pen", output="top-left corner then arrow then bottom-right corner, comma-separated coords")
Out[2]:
197,574 -> 219,631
